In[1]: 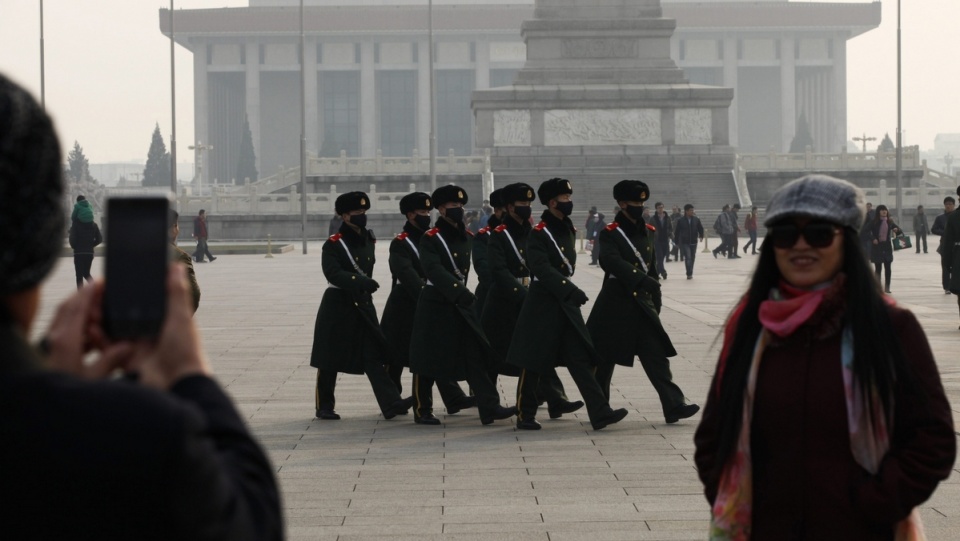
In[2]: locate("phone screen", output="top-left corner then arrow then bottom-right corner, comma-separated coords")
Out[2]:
103,196 -> 171,339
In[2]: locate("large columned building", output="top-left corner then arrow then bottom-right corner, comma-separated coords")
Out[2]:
160,0 -> 880,186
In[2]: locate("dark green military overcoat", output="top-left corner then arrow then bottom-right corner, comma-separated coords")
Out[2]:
943,208 -> 960,294
379,221 -> 427,367
481,217 -> 532,376
472,225 -> 493,319
309,224 -> 388,374
506,210 -> 601,373
409,218 -> 491,381
586,212 -> 677,367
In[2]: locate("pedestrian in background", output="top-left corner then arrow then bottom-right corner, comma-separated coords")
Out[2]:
913,204 -> 929,254
694,175 -> 954,540
589,212 -> 606,266
742,205 -> 759,255
650,201 -> 672,279
192,209 -> 216,263
712,204 -> 731,259
932,196 -> 955,293
168,209 -> 200,313
859,201 -> 876,256
939,186 -> 960,329
669,205 -> 682,261
868,204 -> 900,294
68,195 -> 101,289
674,204 -> 704,279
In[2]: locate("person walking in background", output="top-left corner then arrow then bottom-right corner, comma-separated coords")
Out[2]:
587,181 -> 700,425
650,201 -> 672,279
712,204 -> 731,258
913,204 -> 929,254
694,174 -> 954,539
669,205 -> 682,262
932,196 -> 955,293
68,195 -> 101,289
674,204 -> 704,279
192,209 -> 216,263
940,187 -> 960,328
869,204 -> 900,294
742,205 -> 759,255
859,201 -> 876,256
727,204 -> 742,258
589,212 -> 606,266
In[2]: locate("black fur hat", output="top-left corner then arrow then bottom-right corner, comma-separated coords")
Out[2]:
613,180 -> 650,203
432,184 -> 469,207
399,192 -> 431,215
335,191 -> 371,215
537,178 -> 573,205
502,183 -> 536,206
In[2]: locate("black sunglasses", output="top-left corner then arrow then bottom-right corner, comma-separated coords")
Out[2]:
768,222 -> 840,249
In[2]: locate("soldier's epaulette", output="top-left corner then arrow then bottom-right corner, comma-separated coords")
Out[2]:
425,227 -> 440,237
646,223 -> 657,232
534,221 -> 547,231
329,233 -> 343,242
605,222 -> 619,231
395,232 -> 409,241
494,224 -> 508,233
478,226 -> 491,235
466,229 -> 475,237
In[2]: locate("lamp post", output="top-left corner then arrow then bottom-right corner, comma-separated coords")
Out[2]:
944,153 -> 954,177
170,0 -> 178,194
299,0 -> 308,254
853,133 -> 876,154
39,0 -> 45,110
428,0 -> 437,194
895,0 -> 903,227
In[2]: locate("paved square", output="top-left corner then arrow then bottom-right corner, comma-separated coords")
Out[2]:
36,240 -> 960,540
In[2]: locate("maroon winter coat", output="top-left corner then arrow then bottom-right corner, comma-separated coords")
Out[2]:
694,304 -> 955,540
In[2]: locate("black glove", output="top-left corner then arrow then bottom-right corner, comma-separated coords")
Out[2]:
362,279 -> 380,294
455,290 -> 476,308
653,290 -> 662,314
637,275 -> 661,295
567,288 -> 589,306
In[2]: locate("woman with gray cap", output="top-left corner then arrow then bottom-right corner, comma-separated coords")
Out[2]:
693,175 -> 954,539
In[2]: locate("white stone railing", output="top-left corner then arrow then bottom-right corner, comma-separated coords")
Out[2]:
863,181 -> 956,208
174,183 -> 421,216
229,149 -> 492,195
737,146 -> 922,172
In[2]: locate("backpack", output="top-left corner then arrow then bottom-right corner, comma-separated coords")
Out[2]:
713,215 -> 723,234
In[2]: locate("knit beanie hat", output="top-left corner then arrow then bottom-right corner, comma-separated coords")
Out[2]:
0,75 -> 65,296
763,174 -> 866,231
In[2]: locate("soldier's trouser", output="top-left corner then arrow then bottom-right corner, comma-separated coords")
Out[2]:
315,359 -> 403,416
412,374 -> 468,416
595,356 -> 685,414
537,368 -> 569,404
387,363 -> 404,393
518,362 -> 608,423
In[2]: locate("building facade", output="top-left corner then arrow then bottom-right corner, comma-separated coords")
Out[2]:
160,0 -> 880,186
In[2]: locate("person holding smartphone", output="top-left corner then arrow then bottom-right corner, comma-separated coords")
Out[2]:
0,74 -> 282,540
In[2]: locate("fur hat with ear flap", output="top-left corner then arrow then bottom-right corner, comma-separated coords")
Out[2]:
335,191 -> 371,215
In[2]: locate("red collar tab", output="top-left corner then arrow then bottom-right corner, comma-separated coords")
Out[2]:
494,224 -> 508,233
329,233 -> 343,242
646,223 -> 657,232
534,221 -> 547,231
478,226 -> 491,234
605,222 -> 619,231
425,228 -> 439,237
395,232 -> 409,241
466,229 -> 475,237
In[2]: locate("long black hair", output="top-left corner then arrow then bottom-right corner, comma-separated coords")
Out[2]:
712,227 -> 916,469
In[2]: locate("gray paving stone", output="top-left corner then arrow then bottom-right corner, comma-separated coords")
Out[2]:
30,241 -> 960,539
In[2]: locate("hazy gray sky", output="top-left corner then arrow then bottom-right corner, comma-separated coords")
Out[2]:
0,0 -> 956,164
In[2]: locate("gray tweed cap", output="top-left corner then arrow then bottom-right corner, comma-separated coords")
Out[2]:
763,174 -> 866,230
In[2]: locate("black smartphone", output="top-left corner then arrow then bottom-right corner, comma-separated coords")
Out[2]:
102,195 -> 172,339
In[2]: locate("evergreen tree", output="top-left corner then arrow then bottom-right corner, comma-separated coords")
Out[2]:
142,123 -> 171,187
66,141 -> 94,183
236,114 -> 258,184
879,133 -> 896,153
789,112 -> 815,153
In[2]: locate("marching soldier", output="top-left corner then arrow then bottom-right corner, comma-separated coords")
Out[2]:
586,180 -> 700,424
380,192 -> 477,425
472,188 -> 504,318
408,185 -> 516,425
483,182 -> 584,420
506,178 -> 629,431
310,192 -> 415,420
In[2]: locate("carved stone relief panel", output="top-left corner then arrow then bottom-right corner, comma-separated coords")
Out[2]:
494,110 -> 531,147
561,39 -> 639,59
675,108 -> 713,145
544,109 -> 661,146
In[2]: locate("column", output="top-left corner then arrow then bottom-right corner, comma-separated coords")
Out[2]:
194,42 -> 209,193
474,40 -> 490,151
780,36 -> 796,153
360,41 -> 376,157
244,42 -> 261,176
722,37 -> 739,148
304,39 -> 319,155
417,38 -> 430,158
832,37 -> 847,152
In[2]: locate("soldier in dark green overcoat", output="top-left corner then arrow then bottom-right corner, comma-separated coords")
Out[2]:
408,185 -> 515,425
310,192 -> 414,421
380,192 -> 476,425
482,182 -> 583,421
586,180 -> 700,424
505,178 -> 628,431
942,186 -> 960,327
471,188 -> 504,319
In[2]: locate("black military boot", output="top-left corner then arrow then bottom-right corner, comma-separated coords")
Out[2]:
516,417 -> 542,430
480,405 -> 517,425
547,399 -> 584,419
316,410 -> 341,420
590,408 -> 628,430
665,403 -> 700,424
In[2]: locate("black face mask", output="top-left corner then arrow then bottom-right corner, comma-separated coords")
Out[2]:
555,201 -> 574,217
349,214 -> 367,229
625,205 -> 645,221
445,207 -> 464,223
512,206 -> 532,221
414,214 -> 432,230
